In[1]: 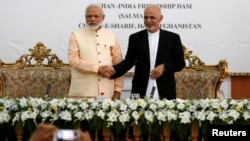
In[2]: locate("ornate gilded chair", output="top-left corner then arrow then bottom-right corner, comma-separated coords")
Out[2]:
0,42 -> 70,98
175,45 -> 228,99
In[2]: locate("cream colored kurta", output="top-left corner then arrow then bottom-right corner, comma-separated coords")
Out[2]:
68,27 -> 124,98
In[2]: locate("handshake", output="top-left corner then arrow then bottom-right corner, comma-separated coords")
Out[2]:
98,65 -> 116,78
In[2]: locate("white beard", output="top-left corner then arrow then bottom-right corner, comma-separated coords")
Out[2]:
86,22 -> 102,30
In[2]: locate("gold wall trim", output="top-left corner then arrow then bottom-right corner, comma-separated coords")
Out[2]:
229,72 -> 250,76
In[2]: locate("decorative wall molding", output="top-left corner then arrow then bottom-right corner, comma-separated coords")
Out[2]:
229,72 -> 250,76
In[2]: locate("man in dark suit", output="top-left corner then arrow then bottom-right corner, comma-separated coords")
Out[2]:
108,5 -> 186,141
110,4 -> 185,100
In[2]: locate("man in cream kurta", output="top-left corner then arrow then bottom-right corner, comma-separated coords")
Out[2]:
68,4 -> 124,99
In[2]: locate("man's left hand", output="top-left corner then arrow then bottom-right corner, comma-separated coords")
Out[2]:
150,64 -> 165,79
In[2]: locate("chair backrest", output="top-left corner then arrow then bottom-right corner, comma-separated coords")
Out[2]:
174,45 -> 228,99
0,42 -> 71,98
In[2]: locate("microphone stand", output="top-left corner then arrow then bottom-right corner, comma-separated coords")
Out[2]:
150,86 -> 156,99
45,83 -> 51,100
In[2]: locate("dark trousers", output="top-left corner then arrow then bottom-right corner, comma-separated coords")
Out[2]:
0,123 -> 17,141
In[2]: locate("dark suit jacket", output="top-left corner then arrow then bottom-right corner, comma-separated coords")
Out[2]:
111,29 -> 185,99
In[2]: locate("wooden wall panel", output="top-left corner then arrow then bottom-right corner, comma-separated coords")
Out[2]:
231,76 -> 250,99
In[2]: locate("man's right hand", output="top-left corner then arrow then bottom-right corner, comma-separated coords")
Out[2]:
98,65 -> 116,78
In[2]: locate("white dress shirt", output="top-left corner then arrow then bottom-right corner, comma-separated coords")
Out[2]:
145,30 -> 160,100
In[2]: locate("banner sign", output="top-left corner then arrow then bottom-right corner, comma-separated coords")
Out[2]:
0,0 -> 249,72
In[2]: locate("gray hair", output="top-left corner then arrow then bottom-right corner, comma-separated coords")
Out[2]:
85,4 -> 104,15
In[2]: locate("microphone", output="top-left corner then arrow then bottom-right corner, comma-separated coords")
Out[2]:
150,86 -> 156,99
45,83 -> 51,100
